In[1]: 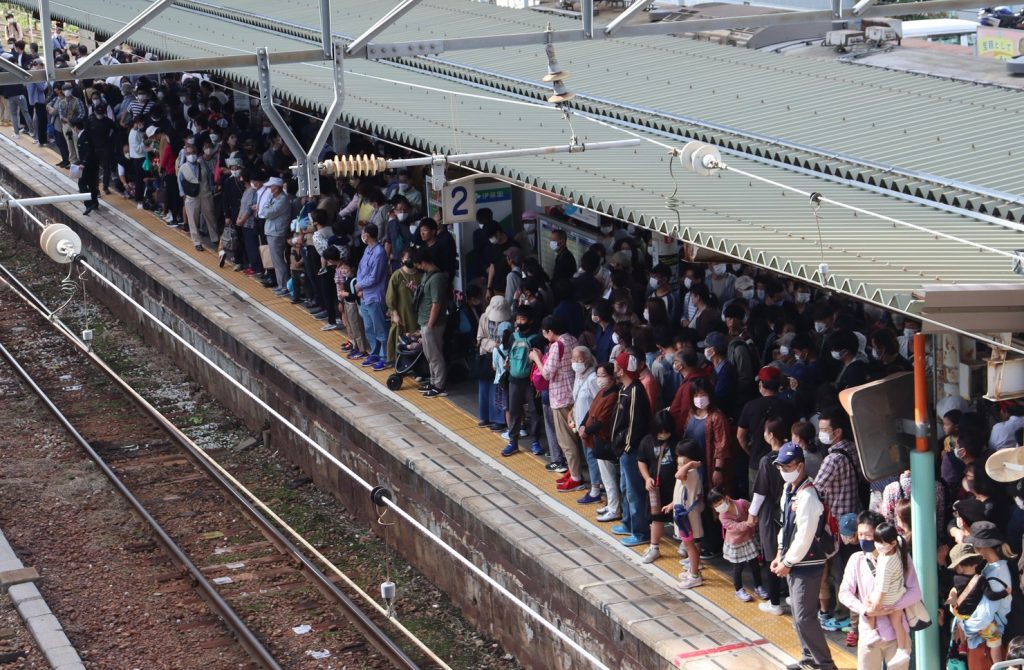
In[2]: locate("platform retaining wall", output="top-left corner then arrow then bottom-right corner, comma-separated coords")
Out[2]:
1,169 -> 681,670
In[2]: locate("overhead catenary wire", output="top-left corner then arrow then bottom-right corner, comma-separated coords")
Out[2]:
0,179 -> 611,670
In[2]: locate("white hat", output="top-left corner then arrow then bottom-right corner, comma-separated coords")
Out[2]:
265,177 -> 284,187
987,445 -> 1024,483
145,125 -> 159,137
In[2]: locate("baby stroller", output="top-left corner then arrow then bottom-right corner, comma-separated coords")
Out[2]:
386,334 -> 426,391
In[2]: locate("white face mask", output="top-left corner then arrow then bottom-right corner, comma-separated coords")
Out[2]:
703,347 -> 714,361
398,183 -> 409,193
591,314 -> 601,324
611,332 -> 620,345
648,277 -> 659,290
904,328 -> 916,338
571,361 -> 586,374
186,155 -> 196,163
596,375 -> 611,389
395,211 -> 408,222
250,181 -> 260,189
780,345 -> 790,356
714,502 -> 729,514
694,396 -> 710,409
712,264 -> 726,275
780,468 -> 801,484
814,321 -> 827,334
740,289 -> 754,300
210,134 -> 220,142
488,236 -> 499,245
953,446 -> 966,461
230,169 -> 241,178
643,309 -> 650,322
794,352 -> 806,363
796,292 -> 811,304
1016,497 -> 1024,511
819,430 -> 833,445
524,223 -> 536,233
600,226 -> 612,235
683,277 -> 692,289
409,223 -> 418,235
756,289 -> 766,300
831,350 -> 842,361
549,240 -> 559,251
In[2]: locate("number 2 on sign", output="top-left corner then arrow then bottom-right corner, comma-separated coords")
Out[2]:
451,186 -> 469,216
443,181 -> 476,223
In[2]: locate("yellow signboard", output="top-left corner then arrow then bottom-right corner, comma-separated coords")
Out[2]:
977,26 -> 1024,60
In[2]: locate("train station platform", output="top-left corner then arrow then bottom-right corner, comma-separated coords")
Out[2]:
0,135 -> 859,669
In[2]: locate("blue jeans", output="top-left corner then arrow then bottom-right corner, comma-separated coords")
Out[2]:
583,443 -> 602,492
619,450 -> 650,539
358,301 -> 387,359
477,379 -> 501,425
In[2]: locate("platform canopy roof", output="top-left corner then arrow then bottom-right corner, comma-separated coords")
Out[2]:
30,0 -> 1024,312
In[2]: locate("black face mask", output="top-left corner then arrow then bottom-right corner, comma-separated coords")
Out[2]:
402,260 -> 414,269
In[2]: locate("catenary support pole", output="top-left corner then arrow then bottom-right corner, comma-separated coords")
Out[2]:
581,0 -> 593,38
38,0 -> 55,81
911,332 -> 939,670
319,0 -> 332,59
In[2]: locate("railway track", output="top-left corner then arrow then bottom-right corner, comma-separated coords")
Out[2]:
0,259 -> 432,670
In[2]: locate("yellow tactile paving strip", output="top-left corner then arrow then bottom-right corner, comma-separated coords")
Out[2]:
27,139 -> 856,668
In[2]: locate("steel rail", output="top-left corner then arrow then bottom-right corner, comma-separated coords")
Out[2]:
0,304 -> 284,670
0,260 -> 424,670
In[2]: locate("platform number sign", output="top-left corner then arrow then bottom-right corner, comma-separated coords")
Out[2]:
443,181 -> 477,224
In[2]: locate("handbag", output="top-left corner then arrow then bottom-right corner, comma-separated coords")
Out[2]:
904,598 -> 932,631
259,243 -> 273,269
182,179 -> 199,198
221,225 -> 239,252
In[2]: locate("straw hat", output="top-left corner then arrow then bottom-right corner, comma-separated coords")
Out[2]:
986,445 -> 1024,483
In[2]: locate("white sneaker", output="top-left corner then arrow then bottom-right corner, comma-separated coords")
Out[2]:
136,203 -> 144,210
163,212 -> 174,222
596,506 -> 608,515
758,601 -> 785,616
500,430 -> 511,440
860,626 -> 882,649
640,546 -> 661,564
754,586 -> 770,600
675,573 -> 703,590
320,324 -> 339,331
735,588 -> 753,602
888,649 -> 911,668
596,510 -> 621,522
677,543 -> 688,558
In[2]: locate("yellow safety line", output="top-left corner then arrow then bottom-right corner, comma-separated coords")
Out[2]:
29,140 -> 856,668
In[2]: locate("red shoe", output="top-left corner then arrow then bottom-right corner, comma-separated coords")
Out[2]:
556,472 -> 572,483
243,268 -> 256,275
556,478 -> 586,492
845,630 -> 858,647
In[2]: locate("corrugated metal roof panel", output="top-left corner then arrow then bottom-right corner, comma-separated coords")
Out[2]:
35,0 -> 1024,311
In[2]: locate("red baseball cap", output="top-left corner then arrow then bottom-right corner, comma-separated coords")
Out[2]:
756,366 -> 782,383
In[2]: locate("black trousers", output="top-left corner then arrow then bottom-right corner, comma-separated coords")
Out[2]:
32,103 -> 46,145
731,558 -> 763,591
78,164 -> 98,208
317,267 -> 339,326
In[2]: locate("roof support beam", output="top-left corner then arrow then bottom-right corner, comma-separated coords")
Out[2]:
581,0 -> 593,38
71,0 -> 177,76
38,0 -> 55,81
604,0 -> 654,36
319,0 -> 332,59
0,53 -> 31,81
0,48 -> 327,86
345,0 -> 423,58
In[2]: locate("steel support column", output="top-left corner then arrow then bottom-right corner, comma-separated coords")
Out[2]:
38,0 -> 55,81
0,55 -> 30,81
319,0 -> 332,59
604,0 -> 655,35
581,0 -> 593,38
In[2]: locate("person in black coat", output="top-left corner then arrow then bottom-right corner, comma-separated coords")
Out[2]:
86,103 -> 115,194
72,119 -> 99,214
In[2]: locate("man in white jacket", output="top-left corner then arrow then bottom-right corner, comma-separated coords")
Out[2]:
771,443 -> 837,670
